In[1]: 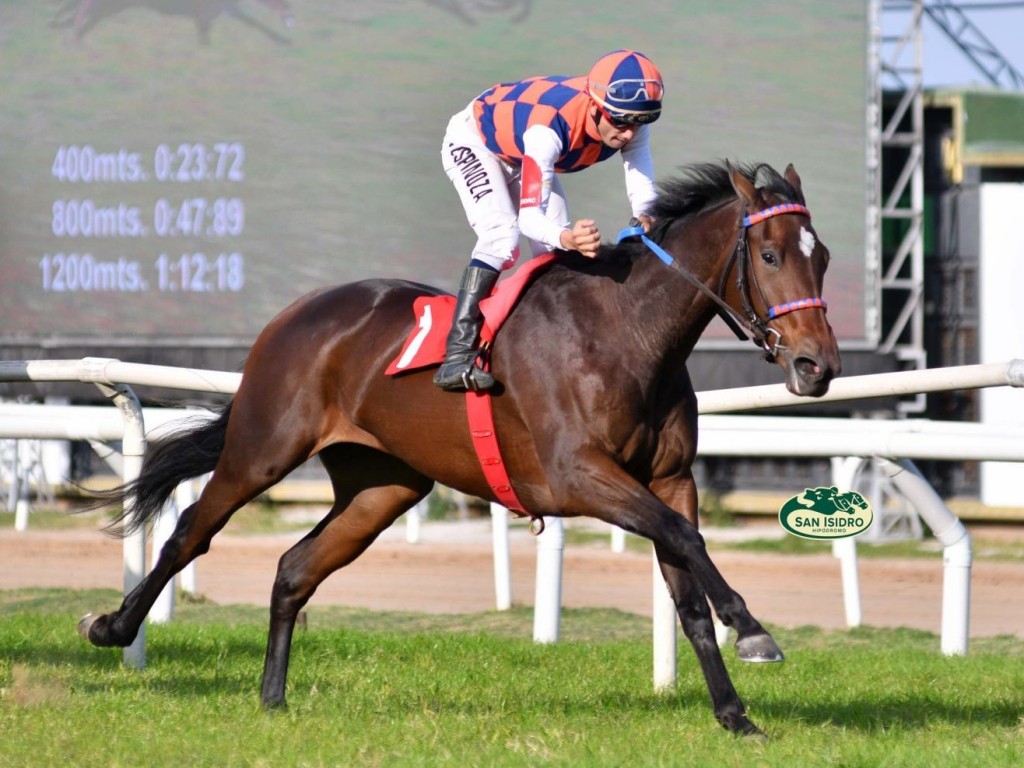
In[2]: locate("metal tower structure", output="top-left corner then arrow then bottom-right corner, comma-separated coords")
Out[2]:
863,0 -> 1021,526
872,1 -> 1022,413
923,1 -> 1024,89
871,0 -> 927,412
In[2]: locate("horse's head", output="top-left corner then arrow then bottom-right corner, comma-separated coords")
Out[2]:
725,162 -> 841,397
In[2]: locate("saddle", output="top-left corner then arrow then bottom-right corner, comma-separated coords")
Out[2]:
386,253 -> 558,520
385,253 -> 557,376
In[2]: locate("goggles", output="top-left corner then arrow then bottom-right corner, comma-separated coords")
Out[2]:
596,103 -> 661,127
600,77 -> 665,104
589,78 -> 663,127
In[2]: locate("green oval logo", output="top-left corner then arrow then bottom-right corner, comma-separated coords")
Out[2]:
778,486 -> 874,540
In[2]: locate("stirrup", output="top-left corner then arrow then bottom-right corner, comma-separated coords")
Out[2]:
434,356 -> 495,392
461,365 -> 495,392
435,362 -> 494,392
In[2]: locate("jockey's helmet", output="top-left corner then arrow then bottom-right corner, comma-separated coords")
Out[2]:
586,49 -> 664,126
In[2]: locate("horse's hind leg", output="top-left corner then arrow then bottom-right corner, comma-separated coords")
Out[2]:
81,465 -> 285,648
260,444 -> 432,708
83,400 -> 319,649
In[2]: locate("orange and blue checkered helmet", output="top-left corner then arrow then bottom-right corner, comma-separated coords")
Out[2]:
587,49 -> 664,126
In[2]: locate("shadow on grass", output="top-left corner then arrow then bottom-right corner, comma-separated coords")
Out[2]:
752,694 -> 1024,731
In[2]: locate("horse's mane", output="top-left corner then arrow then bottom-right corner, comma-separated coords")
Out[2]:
568,160 -> 803,266
646,161 -> 804,242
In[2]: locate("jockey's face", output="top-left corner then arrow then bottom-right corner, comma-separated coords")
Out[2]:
590,104 -> 638,149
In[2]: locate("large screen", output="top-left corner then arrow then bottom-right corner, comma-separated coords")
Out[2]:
0,0 -> 870,352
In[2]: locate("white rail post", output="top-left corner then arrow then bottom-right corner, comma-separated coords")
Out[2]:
714,613 -> 732,647
405,499 -> 422,544
652,549 -> 677,690
831,456 -> 864,627
96,381 -> 147,669
877,458 -> 972,655
490,503 -> 512,611
12,441 -> 30,531
610,525 -> 626,553
149,499 -> 177,624
533,516 -> 564,643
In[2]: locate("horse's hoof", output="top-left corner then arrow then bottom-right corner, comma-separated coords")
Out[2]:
741,726 -> 769,744
78,612 -> 120,646
721,713 -> 768,741
736,633 -> 785,663
77,613 -> 98,642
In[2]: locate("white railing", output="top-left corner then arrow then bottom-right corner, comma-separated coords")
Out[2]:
696,359 -> 1024,412
0,357 -> 241,394
0,357 -> 234,668
2,357 -> 1023,681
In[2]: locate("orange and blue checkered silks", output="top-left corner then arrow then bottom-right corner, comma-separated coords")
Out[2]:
471,75 -> 621,172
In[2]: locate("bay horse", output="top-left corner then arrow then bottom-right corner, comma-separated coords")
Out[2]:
82,160 -> 840,738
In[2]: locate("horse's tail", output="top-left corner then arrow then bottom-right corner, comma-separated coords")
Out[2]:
91,403 -> 233,538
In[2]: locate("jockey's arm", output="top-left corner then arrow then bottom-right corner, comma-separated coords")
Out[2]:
620,124 -> 658,224
517,124 -> 599,257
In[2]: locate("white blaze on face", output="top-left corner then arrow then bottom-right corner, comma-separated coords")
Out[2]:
799,226 -> 816,258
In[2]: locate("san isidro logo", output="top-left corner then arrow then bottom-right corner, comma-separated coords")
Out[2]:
778,486 -> 874,540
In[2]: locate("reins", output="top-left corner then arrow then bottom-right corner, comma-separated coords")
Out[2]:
617,201 -> 826,362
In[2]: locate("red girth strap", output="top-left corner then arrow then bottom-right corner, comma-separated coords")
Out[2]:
461,257 -> 561,533
465,378 -> 528,515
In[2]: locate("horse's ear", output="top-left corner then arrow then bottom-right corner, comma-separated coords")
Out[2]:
784,163 -> 805,201
728,160 -> 758,208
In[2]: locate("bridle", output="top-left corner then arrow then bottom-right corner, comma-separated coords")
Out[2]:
617,202 -> 826,362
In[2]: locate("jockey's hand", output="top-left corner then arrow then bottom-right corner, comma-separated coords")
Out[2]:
636,214 -> 655,233
560,219 -> 601,258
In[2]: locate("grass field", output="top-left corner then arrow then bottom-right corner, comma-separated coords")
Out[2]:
1,588 -> 1022,767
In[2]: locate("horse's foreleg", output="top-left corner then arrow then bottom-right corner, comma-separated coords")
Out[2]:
576,458 -> 780,659
261,448 -> 432,708
647,518 -> 782,663
656,556 -> 764,738
646,474 -> 783,663
635,510 -> 784,664
648,475 -> 773,737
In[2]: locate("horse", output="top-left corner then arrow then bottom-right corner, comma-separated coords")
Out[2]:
81,160 -> 841,738
50,0 -> 295,45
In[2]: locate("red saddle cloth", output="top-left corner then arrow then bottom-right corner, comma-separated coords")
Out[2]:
385,253 -> 558,518
385,253 -> 557,376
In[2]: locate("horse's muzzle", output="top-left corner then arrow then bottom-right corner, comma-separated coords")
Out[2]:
781,346 -> 840,397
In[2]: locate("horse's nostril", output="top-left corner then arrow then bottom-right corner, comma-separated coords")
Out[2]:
795,357 -> 823,379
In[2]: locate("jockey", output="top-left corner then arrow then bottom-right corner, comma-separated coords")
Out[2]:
435,49 -> 664,392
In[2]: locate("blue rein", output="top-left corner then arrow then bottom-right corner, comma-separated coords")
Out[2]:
616,225 -> 671,264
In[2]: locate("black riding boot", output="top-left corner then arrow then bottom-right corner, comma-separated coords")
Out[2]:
433,264 -> 500,392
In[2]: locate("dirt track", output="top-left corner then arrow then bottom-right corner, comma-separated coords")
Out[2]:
2,520 -> 1023,638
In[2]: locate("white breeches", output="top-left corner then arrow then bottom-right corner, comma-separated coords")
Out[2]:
441,105 -> 569,271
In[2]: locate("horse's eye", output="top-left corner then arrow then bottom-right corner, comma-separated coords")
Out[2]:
760,250 -> 778,268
